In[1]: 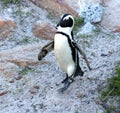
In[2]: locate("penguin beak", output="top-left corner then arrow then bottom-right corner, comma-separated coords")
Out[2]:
56,22 -> 59,29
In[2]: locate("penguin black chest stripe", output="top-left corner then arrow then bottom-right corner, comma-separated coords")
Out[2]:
56,31 -> 76,62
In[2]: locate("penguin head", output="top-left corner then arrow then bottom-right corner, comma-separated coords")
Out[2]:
56,14 -> 74,33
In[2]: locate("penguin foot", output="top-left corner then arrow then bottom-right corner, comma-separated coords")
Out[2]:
58,77 -> 74,93
61,75 -> 68,83
58,81 -> 71,93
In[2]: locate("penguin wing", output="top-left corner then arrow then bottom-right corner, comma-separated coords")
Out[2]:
71,41 -> 85,56
72,41 -> 91,70
38,40 -> 54,60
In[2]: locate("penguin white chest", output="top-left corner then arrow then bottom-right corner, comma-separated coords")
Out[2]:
54,34 -> 75,73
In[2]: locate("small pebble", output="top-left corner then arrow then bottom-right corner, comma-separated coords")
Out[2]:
15,76 -> 22,80
77,92 -> 84,98
0,91 -> 8,96
29,86 -> 40,94
9,79 -> 14,83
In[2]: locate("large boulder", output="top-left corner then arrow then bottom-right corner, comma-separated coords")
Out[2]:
76,2 -> 104,35
101,0 -> 120,32
30,0 -> 78,17
32,21 -> 56,40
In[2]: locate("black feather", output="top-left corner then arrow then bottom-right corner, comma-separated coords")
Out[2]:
58,14 -> 73,28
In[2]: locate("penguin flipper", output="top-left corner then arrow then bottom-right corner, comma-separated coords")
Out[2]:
38,40 -> 54,60
72,41 -> 91,70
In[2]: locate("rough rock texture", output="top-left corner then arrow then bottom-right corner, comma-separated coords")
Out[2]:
32,21 -> 56,40
101,0 -> 120,32
0,62 -> 19,78
0,16 -> 16,40
0,43 -> 42,66
77,0 -> 120,32
0,42 -> 42,77
30,0 -> 78,17
83,4 -> 104,23
65,0 -> 79,10
76,1 -> 104,35
77,22 -> 96,35
78,0 -> 104,15
79,0 -> 104,4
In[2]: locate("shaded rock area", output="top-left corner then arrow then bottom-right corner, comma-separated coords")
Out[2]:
0,0 -> 120,113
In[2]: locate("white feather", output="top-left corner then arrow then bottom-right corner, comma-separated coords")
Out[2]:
54,33 -> 75,77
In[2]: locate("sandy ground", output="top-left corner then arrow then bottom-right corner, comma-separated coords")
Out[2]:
0,1 -> 120,113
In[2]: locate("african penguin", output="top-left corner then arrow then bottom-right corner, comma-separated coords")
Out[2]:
54,14 -> 84,92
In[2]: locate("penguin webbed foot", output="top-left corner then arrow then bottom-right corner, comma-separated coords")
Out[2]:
58,77 -> 74,93
61,75 -> 68,83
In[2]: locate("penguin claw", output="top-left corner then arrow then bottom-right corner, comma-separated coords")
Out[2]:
58,78 -> 74,93
61,76 -> 68,83
58,81 -> 71,93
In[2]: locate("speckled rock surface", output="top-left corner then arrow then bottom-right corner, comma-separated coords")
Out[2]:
77,22 -> 96,35
82,4 -> 104,23
76,3 -> 104,35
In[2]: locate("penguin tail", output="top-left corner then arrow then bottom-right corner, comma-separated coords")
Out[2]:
75,65 -> 84,77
